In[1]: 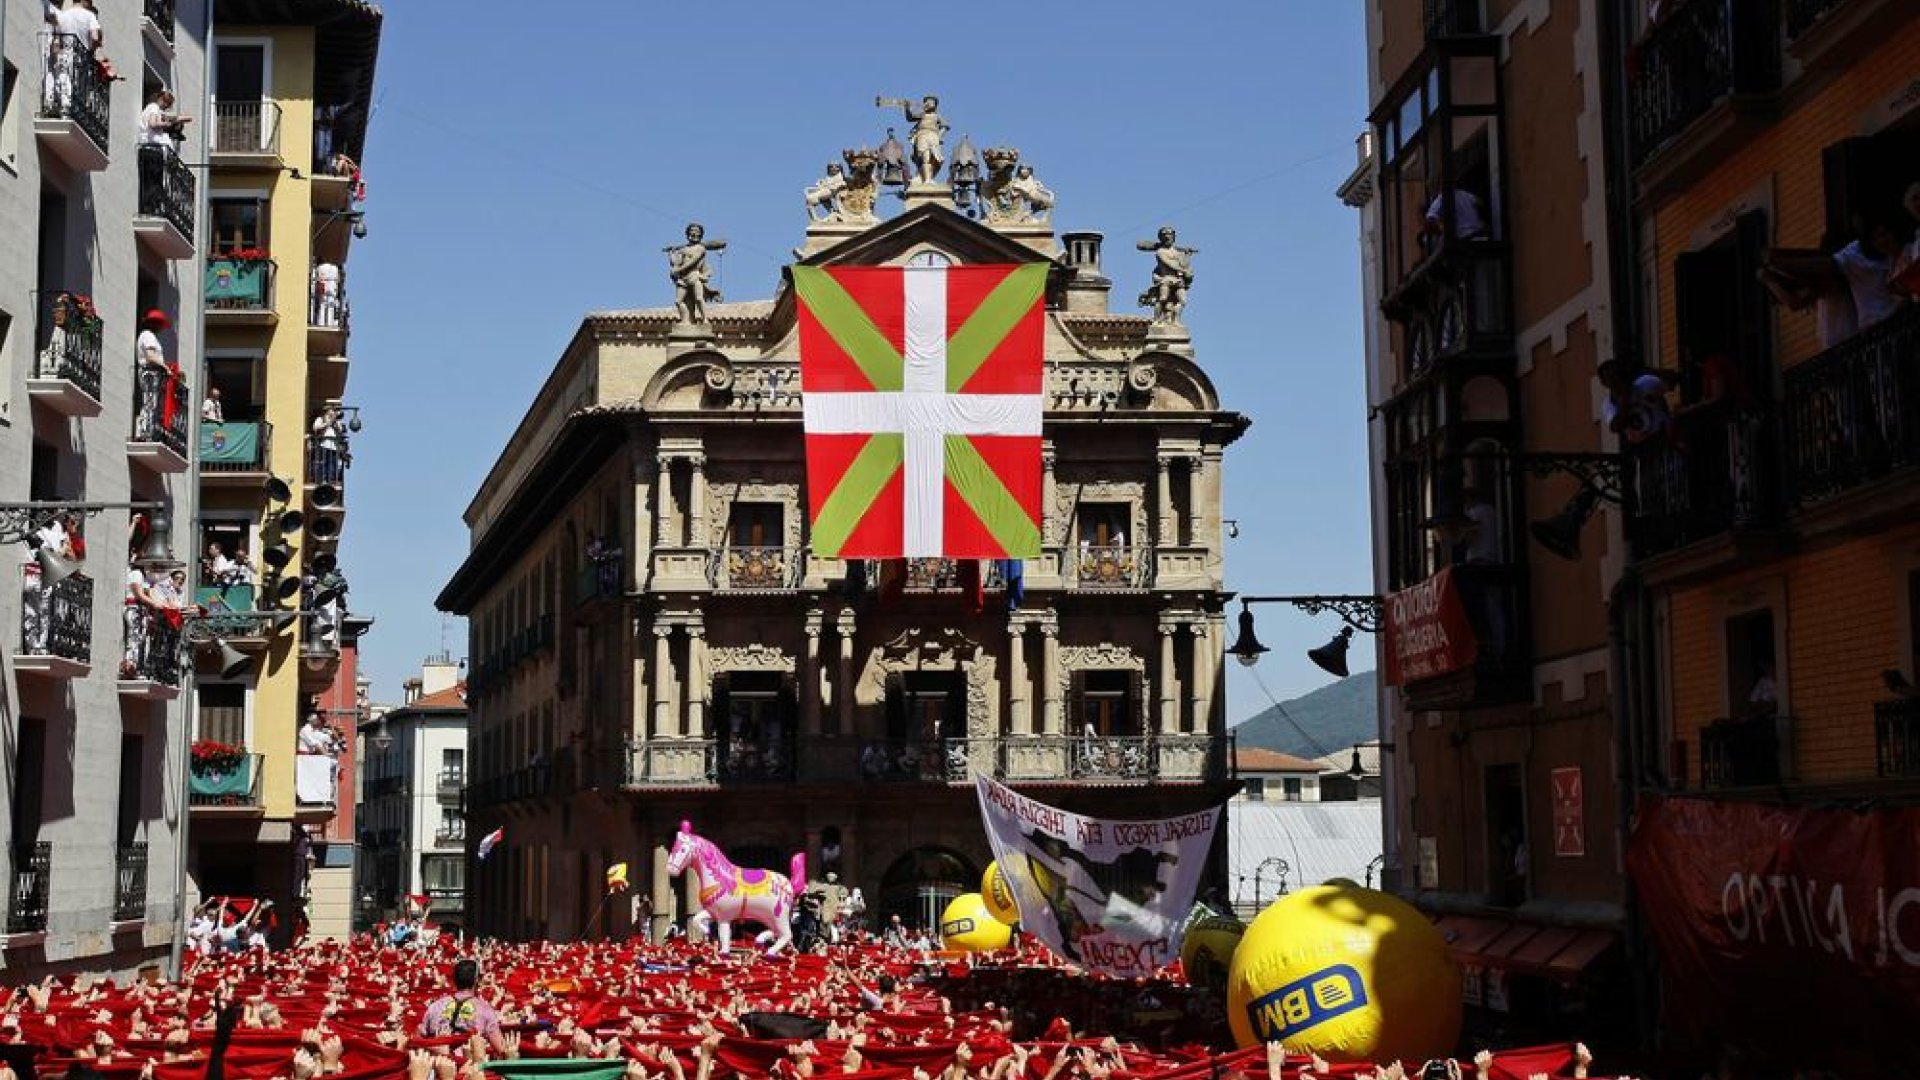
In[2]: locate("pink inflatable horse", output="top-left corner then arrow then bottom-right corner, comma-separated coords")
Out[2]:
665,820 -> 806,954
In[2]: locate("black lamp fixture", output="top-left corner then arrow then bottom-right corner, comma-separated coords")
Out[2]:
1227,604 -> 1269,668
370,720 -> 393,752
1530,484 -> 1605,561
1309,626 -> 1357,679
1229,595 -> 1383,675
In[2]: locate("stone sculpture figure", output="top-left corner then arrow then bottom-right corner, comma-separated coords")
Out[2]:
1136,227 -> 1197,326
980,147 -> 1054,224
667,223 -> 728,327
877,95 -> 948,185
807,149 -> 881,225
804,163 -> 848,222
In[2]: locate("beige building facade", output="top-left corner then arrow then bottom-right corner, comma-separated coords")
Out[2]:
441,129 -> 1246,939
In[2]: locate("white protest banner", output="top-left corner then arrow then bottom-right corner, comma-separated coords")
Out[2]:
974,776 -> 1222,978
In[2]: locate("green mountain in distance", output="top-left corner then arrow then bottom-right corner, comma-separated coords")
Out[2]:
1231,670 -> 1380,760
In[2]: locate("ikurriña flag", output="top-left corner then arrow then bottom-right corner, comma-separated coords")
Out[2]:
797,263 -> 1045,560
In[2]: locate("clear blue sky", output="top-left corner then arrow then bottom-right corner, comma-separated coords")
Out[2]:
340,2 -> 1375,719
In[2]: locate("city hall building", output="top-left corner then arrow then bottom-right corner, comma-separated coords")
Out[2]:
439,116 -> 1246,939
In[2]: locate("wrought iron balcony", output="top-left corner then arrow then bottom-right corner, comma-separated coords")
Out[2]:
1074,545 -> 1153,589
114,842 -> 148,922
142,0 -> 176,43
711,547 -> 799,590
189,752 -> 263,808
122,607 -> 182,688
34,291 -> 104,404
858,738 -> 973,783
718,733 -> 797,782
36,33 -> 110,159
136,145 -> 195,252
200,420 -> 271,475
624,741 -> 718,787
434,823 -> 466,846
1700,715 -> 1786,788
1629,0 -> 1781,169
310,271 -> 349,333
306,432 -> 350,491
7,842 -> 51,935
132,364 -> 191,460
210,100 -> 282,159
997,733 -> 1235,784
578,557 -> 624,605
20,571 -> 93,667
437,769 -> 465,802
206,257 -> 276,313
1627,399 -> 1776,557
1875,697 -> 1920,778
1785,306 -> 1920,506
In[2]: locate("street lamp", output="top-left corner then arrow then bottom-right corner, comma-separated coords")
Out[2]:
1252,856 -> 1290,908
371,721 -> 393,753
1227,595 -> 1383,673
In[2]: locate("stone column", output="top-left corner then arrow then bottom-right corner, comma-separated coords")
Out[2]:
803,612 -> 824,737
685,622 -> 707,738
1040,619 -> 1062,735
1156,455 -> 1174,547
687,453 -> 707,549
655,454 -> 676,547
1008,620 -> 1030,736
652,623 -> 677,738
836,611 -> 857,737
1188,618 -> 1210,735
1041,442 -> 1057,545
1158,621 -> 1179,735
651,843 -> 674,941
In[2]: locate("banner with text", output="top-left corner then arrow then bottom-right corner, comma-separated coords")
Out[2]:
1383,566 -> 1478,685
974,777 -> 1220,978
1627,793 -> 1920,1073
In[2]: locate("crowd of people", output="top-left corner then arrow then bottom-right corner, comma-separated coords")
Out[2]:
0,936 -> 1609,1080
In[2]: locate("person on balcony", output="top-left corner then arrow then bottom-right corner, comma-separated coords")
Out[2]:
299,713 -> 338,756
1598,359 -> 1677,446
202,386 -> 224,424
312,260 -> 342,328
311,405 -> 346,485
135,310 -> 180,442
206,541 -> 250,588
138,90 -> 190,215
41,1 -> 100,114
121,565 -> 162,679
1422,187 -> 1489,249
1833,216 -> 1906,333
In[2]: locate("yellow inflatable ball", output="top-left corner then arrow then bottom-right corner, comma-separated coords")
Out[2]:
1179,912 -> 1246,993
981,861 -> 1020,925
940,892 -> 1013,952
1226,884 -> 1459,1064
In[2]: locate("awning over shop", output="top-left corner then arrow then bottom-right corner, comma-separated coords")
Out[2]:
1433,913 -> 1616,980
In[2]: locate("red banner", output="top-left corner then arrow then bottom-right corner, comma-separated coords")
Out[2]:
1382,567 -> 1478,685
1626,794 -> 1920,1072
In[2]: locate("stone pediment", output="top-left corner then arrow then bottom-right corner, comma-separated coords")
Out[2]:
797,203 -> 1058,269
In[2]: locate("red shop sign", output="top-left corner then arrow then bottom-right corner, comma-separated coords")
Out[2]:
1382,567 -> 1479,686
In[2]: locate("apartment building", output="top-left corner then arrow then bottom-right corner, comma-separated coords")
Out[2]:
357,656 -> 466,935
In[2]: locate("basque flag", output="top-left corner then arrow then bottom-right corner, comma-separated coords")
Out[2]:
797,264 -> 1045,559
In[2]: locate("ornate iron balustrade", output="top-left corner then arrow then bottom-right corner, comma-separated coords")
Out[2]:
711,547 -> 798,590
35,291 -> 104,400
137,145 -> 195,240
132,363 -> 191,458
625,740 -> 717,787
38,33 -> 109,151
1785,306 -> 1920,505
858,738 -> 973,783
718,733 -> 798,782
1074,545 -> 1152,589
125,607 -> 182,685
578,557 -> 624,604
1876,697 -> 1920,778
1627,399 -> 1774,557
206,257 -> 276,312
21,571 -> 94,663
211,100 -> 281,157
437,769 -> 465,798
7,842 -> 51,934
114,842 -> 147,921
189,752 -> 263,807
306,433 -> 349,492
143,0 -> 176,42
1700,715 -> 1785,788
1629,0 -> 1781,168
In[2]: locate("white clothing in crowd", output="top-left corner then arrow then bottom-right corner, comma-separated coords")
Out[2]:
1834,240 -> 1899,331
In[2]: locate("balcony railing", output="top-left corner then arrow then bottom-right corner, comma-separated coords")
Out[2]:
306,433 -> 350,492
711,546 -> 799,590
114,842 -> 147,921
310,271 -> 349,333
578,557 -> 624,604
137,145 -> 195,240
1875,698 -> 1920,778
21,571 -> 93,664
1074,545 -> 1152,589
437,769 -> 465,798
1629,0 -> 1782,168
1700,715 -> 1785,788
1785,306 -> 1920,506
206,257 -> 276,313
7,842 -> 51,935
143,0 -> 176,42
38,33 -> 109,152
211,100 -> 282,157
200,420 -> 271,473
35,292 -> 104,401
434,823 -> 466,846
623,741 -> 717,787
718,733 -> 797,782
124,606 -> 182,686
1627,399 -> 1775,557
132,364 -> 191,458
189,752 -> 263,808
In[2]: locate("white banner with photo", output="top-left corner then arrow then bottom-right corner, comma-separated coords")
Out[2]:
974,776 -> 1222,978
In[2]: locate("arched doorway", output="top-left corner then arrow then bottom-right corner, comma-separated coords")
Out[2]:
878,846 -> 977,931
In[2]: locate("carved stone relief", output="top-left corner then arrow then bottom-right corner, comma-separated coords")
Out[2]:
707,643 -> 797,673
1055,643 -> 1151,728
855,627 -> 998,737
703,480 -> 800,549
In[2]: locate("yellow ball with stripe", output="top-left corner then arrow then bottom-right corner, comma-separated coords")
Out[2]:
940,892 -> 1013,952
1179,912 -> 1246,993
1225,884 -> 1459,1064
981,861 -> 1020,925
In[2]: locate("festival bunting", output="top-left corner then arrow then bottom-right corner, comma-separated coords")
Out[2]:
974,777 -> 1221,979
797,264 -> 1046,559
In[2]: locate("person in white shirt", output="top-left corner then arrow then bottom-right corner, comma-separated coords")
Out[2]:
1425,188 -> 1489,244
311,405 -> 346,484
312,261 -> 342,327
202,387 -> 225,423
134,310 -> 174,441
298,713 -> 337,755
43,1 -> 101,113
1832,218 -> 1905,332
139,90 -> 190,215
